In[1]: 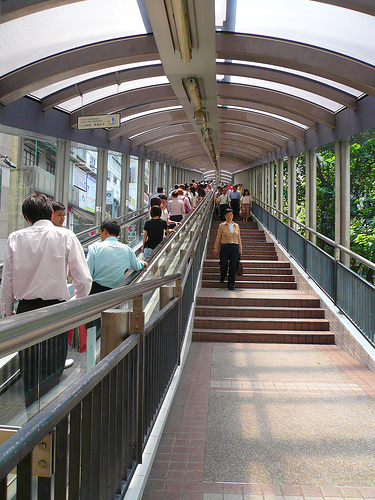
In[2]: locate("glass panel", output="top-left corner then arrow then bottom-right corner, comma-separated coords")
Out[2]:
30,61 -> 161,100
60,76 -> 170,113
129,156 -> 138,211
121,105 -> 182,123
215,0 -> 375,65
217,59 -> 363,97
217,75 -> 344,112
70,144 -> 97,232
218,104 -> 309,129
0,0 -> 150,77
144,160 -> 150,206
106,152 -> 122,218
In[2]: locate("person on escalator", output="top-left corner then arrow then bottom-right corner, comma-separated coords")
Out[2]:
87,218 -> 148,294
142,205 -> 175,259
0,193 -> 92,408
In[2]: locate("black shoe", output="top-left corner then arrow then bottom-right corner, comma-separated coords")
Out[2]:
220,278 -> 224,283
228,285 -> 235,290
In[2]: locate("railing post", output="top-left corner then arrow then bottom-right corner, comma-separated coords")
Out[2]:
129,295 -> 145,464
100,310 -> 130,359
334,247 -> 340,305
175,279 -> 183,366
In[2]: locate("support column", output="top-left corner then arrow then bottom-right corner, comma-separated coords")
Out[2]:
158,162 -> 164,190
149,160 -> 156,195
54,140 -> 71,225
120,154 -> 130,217
137,157 -> 145,209
95,149 -> 108,225
306,149 -> 317,244
335,140 -> 350,267
263,164 -> 268,206
276,158 -> 283,219
268,161 -> 274,213
288,155 -> 297,228
165,164 -> 170,194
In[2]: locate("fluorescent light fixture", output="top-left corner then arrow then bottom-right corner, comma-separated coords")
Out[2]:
171,0 -> 191,62
194,108 -> 206,126
187,78 -> 201,109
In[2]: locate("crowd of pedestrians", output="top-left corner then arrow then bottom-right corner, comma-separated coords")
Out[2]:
0,181 -> 210,409
214,183 -> 252,221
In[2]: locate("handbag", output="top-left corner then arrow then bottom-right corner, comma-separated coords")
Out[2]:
236,258 -> 244,276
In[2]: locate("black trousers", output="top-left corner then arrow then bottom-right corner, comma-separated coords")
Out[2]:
220,244 -> 240,287
219,204 -> 229,220
170,214 -> 183,222
90,281 -> 111,295
17,298 -> 67,408
231,198 -> 240,217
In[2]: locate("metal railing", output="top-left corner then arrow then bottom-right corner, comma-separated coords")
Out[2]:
252,198 -> 375,345
0,191 -> 214,499
76,206 -> 149,247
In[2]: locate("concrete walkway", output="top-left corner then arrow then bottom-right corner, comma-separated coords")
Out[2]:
142,339 -> 375,500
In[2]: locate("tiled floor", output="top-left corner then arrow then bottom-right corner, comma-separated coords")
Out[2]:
142,341 -> 375,500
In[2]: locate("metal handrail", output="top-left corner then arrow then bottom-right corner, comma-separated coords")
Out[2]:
0,274 -> 179,358
75,206 -> 148,240
254,197 -> 375,272
0,333 -> 140,479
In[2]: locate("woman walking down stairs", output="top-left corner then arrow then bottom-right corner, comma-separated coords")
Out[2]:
193,218 -> 334,344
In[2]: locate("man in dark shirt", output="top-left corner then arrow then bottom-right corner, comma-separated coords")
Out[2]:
142,206 -> 175,259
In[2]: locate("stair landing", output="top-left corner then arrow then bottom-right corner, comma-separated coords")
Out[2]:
194,288 -> 334,345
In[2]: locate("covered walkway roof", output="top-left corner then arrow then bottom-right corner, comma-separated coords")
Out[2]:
0,0 -> 375,179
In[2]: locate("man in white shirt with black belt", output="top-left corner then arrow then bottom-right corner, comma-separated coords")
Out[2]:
0,193 -> 92,408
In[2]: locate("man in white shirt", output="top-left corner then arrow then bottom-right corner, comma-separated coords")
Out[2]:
0,193 -> 92,407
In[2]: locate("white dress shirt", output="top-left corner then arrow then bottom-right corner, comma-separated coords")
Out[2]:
0,220 -> 92,317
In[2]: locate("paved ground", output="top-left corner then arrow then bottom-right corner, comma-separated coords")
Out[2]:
142,338 -> 375,500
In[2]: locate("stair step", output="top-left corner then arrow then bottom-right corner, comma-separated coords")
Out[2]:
196,296 -> 321,308
194,305 -> 325,319
202,281 -> 298,289
204,260 -> 291,268
192,329 -> 335,344
203,268 -> 293,275
194,316 -> 330,331
202,274 -> 295,282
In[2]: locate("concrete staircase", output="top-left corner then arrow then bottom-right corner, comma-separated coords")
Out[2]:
193,218 -> 334,344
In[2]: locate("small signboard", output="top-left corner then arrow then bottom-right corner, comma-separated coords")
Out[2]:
77,114 -> 121,130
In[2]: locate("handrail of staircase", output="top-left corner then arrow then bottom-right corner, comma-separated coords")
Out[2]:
253,197 -> 375,272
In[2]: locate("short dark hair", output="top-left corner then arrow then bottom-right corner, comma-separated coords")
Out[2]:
22,193 -> 53,224
171,190 -> 178,198
150,197 -> 162,207
159,194 -> 167,200
52,201 -> 65,212
150,205 -> 162,217
100,218 -> 120,237
156,187 -> 163,193
224,208 -> 234,215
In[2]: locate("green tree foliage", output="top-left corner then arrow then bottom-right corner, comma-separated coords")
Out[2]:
349,138 -> 375,283
294,137 -> 375,283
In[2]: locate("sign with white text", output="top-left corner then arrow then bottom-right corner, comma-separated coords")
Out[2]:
77,114 -> 121,130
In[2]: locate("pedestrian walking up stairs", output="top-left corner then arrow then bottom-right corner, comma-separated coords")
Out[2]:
192,217 -> 334,344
